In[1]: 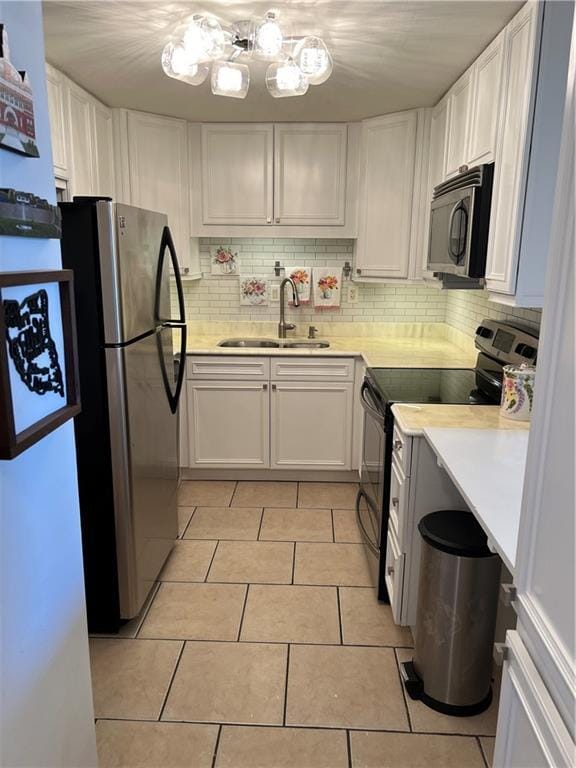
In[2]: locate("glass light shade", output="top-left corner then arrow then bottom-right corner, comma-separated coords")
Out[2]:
183,14 -> 226,63
266,60 -> 309,97
211,61 -> 250,98
254,10 -> 288,61
161,42 -> 209,85
293,36 -> 333,85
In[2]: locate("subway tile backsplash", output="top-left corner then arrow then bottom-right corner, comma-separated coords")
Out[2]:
174,238 -> 542,337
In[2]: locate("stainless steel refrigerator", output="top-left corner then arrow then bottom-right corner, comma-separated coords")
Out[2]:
60,199 -> 187,632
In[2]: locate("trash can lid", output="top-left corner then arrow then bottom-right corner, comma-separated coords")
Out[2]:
418,511 -> 494,557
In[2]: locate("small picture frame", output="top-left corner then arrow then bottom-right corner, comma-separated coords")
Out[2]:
0,270 -> 81,459
210,245 -> 238,275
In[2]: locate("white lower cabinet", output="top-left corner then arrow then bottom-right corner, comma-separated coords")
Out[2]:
187,381 -> 269,468
494,631 -> 575,768
270,382 -> 353,470
385,527 -> 405,625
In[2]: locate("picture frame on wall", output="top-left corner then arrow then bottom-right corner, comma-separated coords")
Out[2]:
0,270 -> 81,459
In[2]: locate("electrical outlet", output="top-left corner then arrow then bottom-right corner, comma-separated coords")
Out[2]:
270,284 -> 280,302
347,284 -> 359,304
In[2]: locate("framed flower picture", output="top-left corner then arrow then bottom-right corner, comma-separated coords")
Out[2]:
239,276 -> 268,306
210,245 -> 238,275
0,270 -> 81,459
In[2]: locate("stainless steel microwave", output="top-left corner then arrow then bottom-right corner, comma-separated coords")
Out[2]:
427,164 -> 494,278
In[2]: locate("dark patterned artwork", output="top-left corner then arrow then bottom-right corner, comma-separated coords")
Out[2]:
4,289 -> 64,397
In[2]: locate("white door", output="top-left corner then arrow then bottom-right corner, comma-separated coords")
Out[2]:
201,124 -> 273,225
187,381 -> 270,468
270,381 -> 353,470
484,2 -> 541,294
92,102 -> 115,198
127,111 -> 190,265
445,69 -> 473,177
273,124 -> 347,225
355,111 -> 417,279
67,82 -> 95,196
494,19 -> 575,759
467,30 -> 505,167
45,64 -> 69,179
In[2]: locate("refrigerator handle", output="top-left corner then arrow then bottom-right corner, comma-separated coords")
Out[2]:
157,325 -> 187,415
155,225 -> 186,326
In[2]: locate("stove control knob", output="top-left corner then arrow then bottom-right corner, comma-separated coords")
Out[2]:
476,325 -> 493,339
515,343 -> 536,360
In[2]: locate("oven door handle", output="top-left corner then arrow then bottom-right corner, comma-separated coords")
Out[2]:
356,490 -> 379,556
360,381 -> 385,425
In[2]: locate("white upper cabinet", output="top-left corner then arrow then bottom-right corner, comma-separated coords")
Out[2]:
428,95 -> 449,191
445,69 -> 473,177
201,124 -> 273,225
127,111 -> 190,264
354,110 -> 418,279
45,64 -> 69,179
273,124 -> 347,226
468,30 -> 505,167
92,102 -> 115,199
67,82 -> 95,197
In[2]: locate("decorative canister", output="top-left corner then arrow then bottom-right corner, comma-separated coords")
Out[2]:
500,364 -> 536,421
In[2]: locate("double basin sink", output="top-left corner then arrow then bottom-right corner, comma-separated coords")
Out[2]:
218,338 -> 330,349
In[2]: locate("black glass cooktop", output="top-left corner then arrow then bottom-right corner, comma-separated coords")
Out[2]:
368,367 -> 499,406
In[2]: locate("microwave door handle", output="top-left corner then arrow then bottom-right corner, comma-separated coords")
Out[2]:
448,201 -> 468,260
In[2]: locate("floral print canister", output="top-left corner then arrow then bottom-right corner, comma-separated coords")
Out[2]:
500,364 -> 536,421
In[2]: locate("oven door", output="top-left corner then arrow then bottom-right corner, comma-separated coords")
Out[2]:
428,187 -> 475,275
358,380 -> 386,552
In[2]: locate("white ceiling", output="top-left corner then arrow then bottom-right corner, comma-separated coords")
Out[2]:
42,0 -> 522,122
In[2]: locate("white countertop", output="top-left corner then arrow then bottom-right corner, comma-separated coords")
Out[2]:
423,428 -> 530,573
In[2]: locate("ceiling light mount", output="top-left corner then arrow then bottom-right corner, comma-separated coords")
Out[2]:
161,9 -> 333,99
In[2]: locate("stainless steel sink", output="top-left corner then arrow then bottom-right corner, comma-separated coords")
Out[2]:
218,338 -> 280,348
281,341 -> 330,349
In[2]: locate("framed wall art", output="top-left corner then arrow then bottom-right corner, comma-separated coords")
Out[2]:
0,24 -> 39,157
0,270 -> 80,459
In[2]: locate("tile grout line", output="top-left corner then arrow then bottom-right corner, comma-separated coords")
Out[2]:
211,724 -> 223,768
157,640 -> 186,722
393,647 -> 414,733
331,509 -> 336,542
98,634 -> 415,650
346,730 -> 352,768
256,507 -> 265,541
336,587 -> 344,645
283,644 -> 291,727
180,506 -> 197,539
477,736 -> 490,768
204,540 -> 220,583
228,481 -> 239,508
134,581 -> 162,639
236,584 -> 250,642
291,542 -> 296,585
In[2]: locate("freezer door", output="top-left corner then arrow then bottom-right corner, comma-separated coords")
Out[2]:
97,202 -> 167,344
106,329 -> 178,618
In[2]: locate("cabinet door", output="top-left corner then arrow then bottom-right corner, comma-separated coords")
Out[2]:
428,96 -> 449,191
201,124 -> 273,225
127,111 -> 190,264
445,69 -> 474,177
355,111 -> 417,279
67,82 -> 95,196
485,2 -> 540,294
270,381 -> 353,470
92,102 -> 115,198
273,124 -> 347,225
493,632 -> 575,767
45,65 -> 69,179
468,30 -> 505,167
187,381 -> 270,468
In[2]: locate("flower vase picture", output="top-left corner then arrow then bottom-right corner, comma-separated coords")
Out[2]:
210,246 -> 238,275
240,276 -> 268,306
289,267 -> 311,304
313,267 -> 342,309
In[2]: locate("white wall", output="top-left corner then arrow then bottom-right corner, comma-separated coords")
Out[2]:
0,3 -> 97,766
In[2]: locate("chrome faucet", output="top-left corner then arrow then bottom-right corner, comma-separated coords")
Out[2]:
278,277 -> 300,338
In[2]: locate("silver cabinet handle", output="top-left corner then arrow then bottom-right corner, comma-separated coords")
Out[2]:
267,217 -> 272,224
393,440 -> 402,451
356,268 -> 362,275
392,497 -> 399,508
275,217 -> 280,223
271,383 -> 277,391
387,565 -> 394,576
263,384 -> 268,391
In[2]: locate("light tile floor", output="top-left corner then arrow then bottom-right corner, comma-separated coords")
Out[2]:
93,480 -> 496,767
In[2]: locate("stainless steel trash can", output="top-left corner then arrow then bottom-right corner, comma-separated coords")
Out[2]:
401,510 -> 501,716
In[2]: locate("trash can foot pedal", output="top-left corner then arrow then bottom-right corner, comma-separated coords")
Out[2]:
400,661 -> 423,700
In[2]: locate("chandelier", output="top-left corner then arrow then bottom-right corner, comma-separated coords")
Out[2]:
161,10 -> 333,98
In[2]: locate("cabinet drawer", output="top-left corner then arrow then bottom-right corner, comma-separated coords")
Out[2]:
391,425 -> 411,475
187,355 -> 270,380
271,357 -> 355,381
385,526 -> 405,625
389,457 -> 409,550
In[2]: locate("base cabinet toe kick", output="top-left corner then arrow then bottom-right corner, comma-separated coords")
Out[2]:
180,354 -> 363,477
